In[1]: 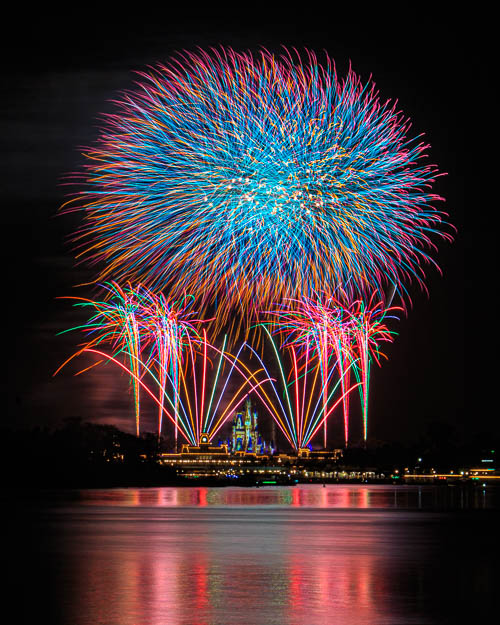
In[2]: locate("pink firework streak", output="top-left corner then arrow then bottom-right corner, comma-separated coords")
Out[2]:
264,293 -> 400,445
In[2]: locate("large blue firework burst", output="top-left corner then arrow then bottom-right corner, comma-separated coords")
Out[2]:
67,47 -> 450,324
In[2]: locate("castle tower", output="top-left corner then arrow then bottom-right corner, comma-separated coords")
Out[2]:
230,398 -> 267,454
232,409 -> 245,452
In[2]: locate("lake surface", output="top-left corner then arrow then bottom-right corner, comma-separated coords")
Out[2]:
6,484 -> 499,624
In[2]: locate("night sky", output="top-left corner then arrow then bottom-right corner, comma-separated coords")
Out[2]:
4,9 -> 472,445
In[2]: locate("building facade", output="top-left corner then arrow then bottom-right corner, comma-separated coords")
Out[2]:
228,398 -> 271,455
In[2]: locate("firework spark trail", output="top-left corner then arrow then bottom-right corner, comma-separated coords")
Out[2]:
345,295 -> 400,441
57,46 -> 451,449
170,331 -> 275,445
56,285 -> 271,445
264,296 -> 351,445
55,282 -> 150,435
55,283 -> 204,438
247,325 -> 360,449
264,294 -> 399,445
86,336 -> 270,446
194,339 -> 273,443
64,47 -> 450,331
138,290 -> 203,442
84,348 -> 192,443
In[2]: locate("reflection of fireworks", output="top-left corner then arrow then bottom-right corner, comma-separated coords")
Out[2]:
66,47 -> 449,327
56,284 -> 269,445
265,294 -> 399,445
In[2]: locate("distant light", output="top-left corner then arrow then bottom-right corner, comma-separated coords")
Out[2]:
418,458 -> 422,462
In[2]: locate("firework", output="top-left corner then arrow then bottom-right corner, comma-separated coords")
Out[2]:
56,285 -> 269,445
56,282 -> 151,435
346,296 -> 400,441
138,290 -> 202,443
172,331 -> 272,445
248,325 -> 360,450
264,293 -> 399,444
65,47 -> 449,329
56,283 -> 203,437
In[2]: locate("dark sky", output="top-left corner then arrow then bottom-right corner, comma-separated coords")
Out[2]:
3,9 -> 473,445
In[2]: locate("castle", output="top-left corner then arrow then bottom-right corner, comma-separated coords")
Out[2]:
226,398 -> 272,455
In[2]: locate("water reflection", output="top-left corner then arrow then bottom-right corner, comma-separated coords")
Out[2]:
76,483 -> 498,510
33,485 -> 499,625
68,508 -> 395,625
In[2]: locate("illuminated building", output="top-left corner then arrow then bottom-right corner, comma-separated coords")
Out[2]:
229,398 -> 272,455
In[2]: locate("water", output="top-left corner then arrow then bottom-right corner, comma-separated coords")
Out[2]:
6,485 -> 499,624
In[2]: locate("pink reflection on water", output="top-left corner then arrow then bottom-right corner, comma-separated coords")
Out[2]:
151,553 -> 181,625
78,485 -> 400,509
63,487 -> 435,625
287,552 -> 381,624
161,487 -> 178,506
